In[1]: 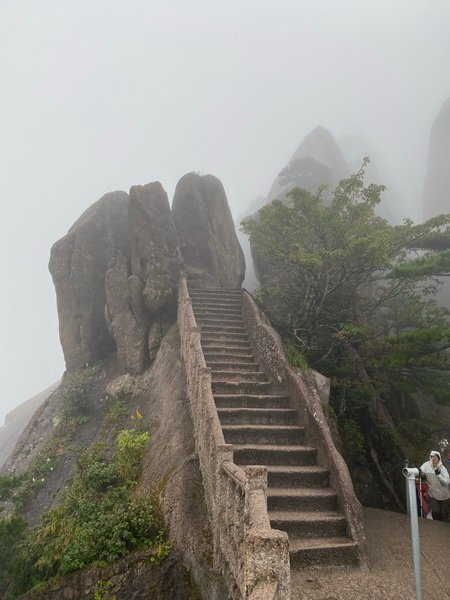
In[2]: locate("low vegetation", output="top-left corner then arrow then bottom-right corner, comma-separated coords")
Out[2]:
0,409 -> 171,598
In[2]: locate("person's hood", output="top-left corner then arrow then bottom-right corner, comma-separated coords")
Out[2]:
430,450 -> 442,467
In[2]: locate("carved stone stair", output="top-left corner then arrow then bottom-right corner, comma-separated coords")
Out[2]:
190,287 -> 359,569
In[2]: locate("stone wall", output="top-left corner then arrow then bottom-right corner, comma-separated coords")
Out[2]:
19,551 -> 196,600
177,275 -> 290,600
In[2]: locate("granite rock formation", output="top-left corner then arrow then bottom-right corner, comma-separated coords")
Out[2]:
267,126 -> 350,205
50,174 -> 244,374
172,173 -> 245,288
49,191 -> 130,370
423,97 -> 450,219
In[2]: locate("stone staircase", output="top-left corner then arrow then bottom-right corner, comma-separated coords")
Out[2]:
190,287 -> 360,570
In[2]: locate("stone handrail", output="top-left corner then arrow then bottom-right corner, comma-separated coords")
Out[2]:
177,276 -> 291,599
242,291 -> 367,566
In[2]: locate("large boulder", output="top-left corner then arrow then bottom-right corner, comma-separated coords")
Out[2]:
172,173 -> 245,288
422,97 -> 450,219
49,191 -> 129,370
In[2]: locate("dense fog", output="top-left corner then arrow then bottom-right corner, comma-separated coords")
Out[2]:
1,0 -> 449,425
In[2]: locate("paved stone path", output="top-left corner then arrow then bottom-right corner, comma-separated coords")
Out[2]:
291,507 -> 450,599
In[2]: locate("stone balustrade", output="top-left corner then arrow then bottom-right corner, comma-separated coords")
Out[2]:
177,276 -> 290,599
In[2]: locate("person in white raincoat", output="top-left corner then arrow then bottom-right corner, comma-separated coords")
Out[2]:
419,450 -> 449,521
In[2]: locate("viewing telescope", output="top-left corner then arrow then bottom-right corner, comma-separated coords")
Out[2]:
403,467 -> 420,477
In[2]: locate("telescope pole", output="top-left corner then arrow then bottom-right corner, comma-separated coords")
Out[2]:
405,471 -> 423,600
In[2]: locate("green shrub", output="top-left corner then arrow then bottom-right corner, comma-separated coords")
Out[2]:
0,474 -> 29,502
284,340 -> 309,369
116,429 -> 149,482
5,426 -> 164,597
340,419 -> 366,463
94,580 -> 117,600
60,364 -> 102,419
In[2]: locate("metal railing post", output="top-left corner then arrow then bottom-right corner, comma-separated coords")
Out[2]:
404,459 -> 410,515
402,467 -> 423,600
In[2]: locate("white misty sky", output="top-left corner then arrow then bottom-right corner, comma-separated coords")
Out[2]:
1,0 -> 449,425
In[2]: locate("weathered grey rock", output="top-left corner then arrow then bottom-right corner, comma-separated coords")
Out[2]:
423,97 -> 450,219
129,181 -> 180,315
105,253 -> 148,374
267,126 -> 349,205
422,98 -> 450,308
49,191 -> 129,370
172,173 -> 245,288
148,319 -> 163,363
0,383 -> 59,469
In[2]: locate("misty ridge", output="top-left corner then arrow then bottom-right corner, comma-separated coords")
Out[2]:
2,1 -> 450,429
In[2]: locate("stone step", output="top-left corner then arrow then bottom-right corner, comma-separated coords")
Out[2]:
289,537 -> 359,569
190,288 -> 242,295
207,361 -> 261,371
191,293 -> 242,301
199,324 -> 246,334
196,316 -> 243,327
204,346 -> 253,357
194,310 -> 242,325
222,425 -> 305,445
267,465 -> 330,488
194,307 -> 243,317
217,407 -> 297,425
204,352 -> 255,363
192,300 -> 242,311
212,370 -> 267,383
269,511 -> 347,539
214,394 -> 291,409
233,444 -> 316,466
201,338 -> 251,349
267,487 -> 338,512
201,331 -> 249,342
212,380 -> 275,395
192,297 -> 242,307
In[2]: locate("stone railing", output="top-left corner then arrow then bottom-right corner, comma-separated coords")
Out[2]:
242,291 -> 367,566
177,276 -> 291,599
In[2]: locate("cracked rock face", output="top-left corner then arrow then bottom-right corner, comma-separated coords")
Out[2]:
129,182 -> 180,314
49,191 -> 129,370
105,253 -> 148,374
104,181 -> 180,372
172,173 -> 245,288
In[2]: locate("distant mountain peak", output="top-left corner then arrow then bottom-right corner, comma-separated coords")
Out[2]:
267,126 -> 349,203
